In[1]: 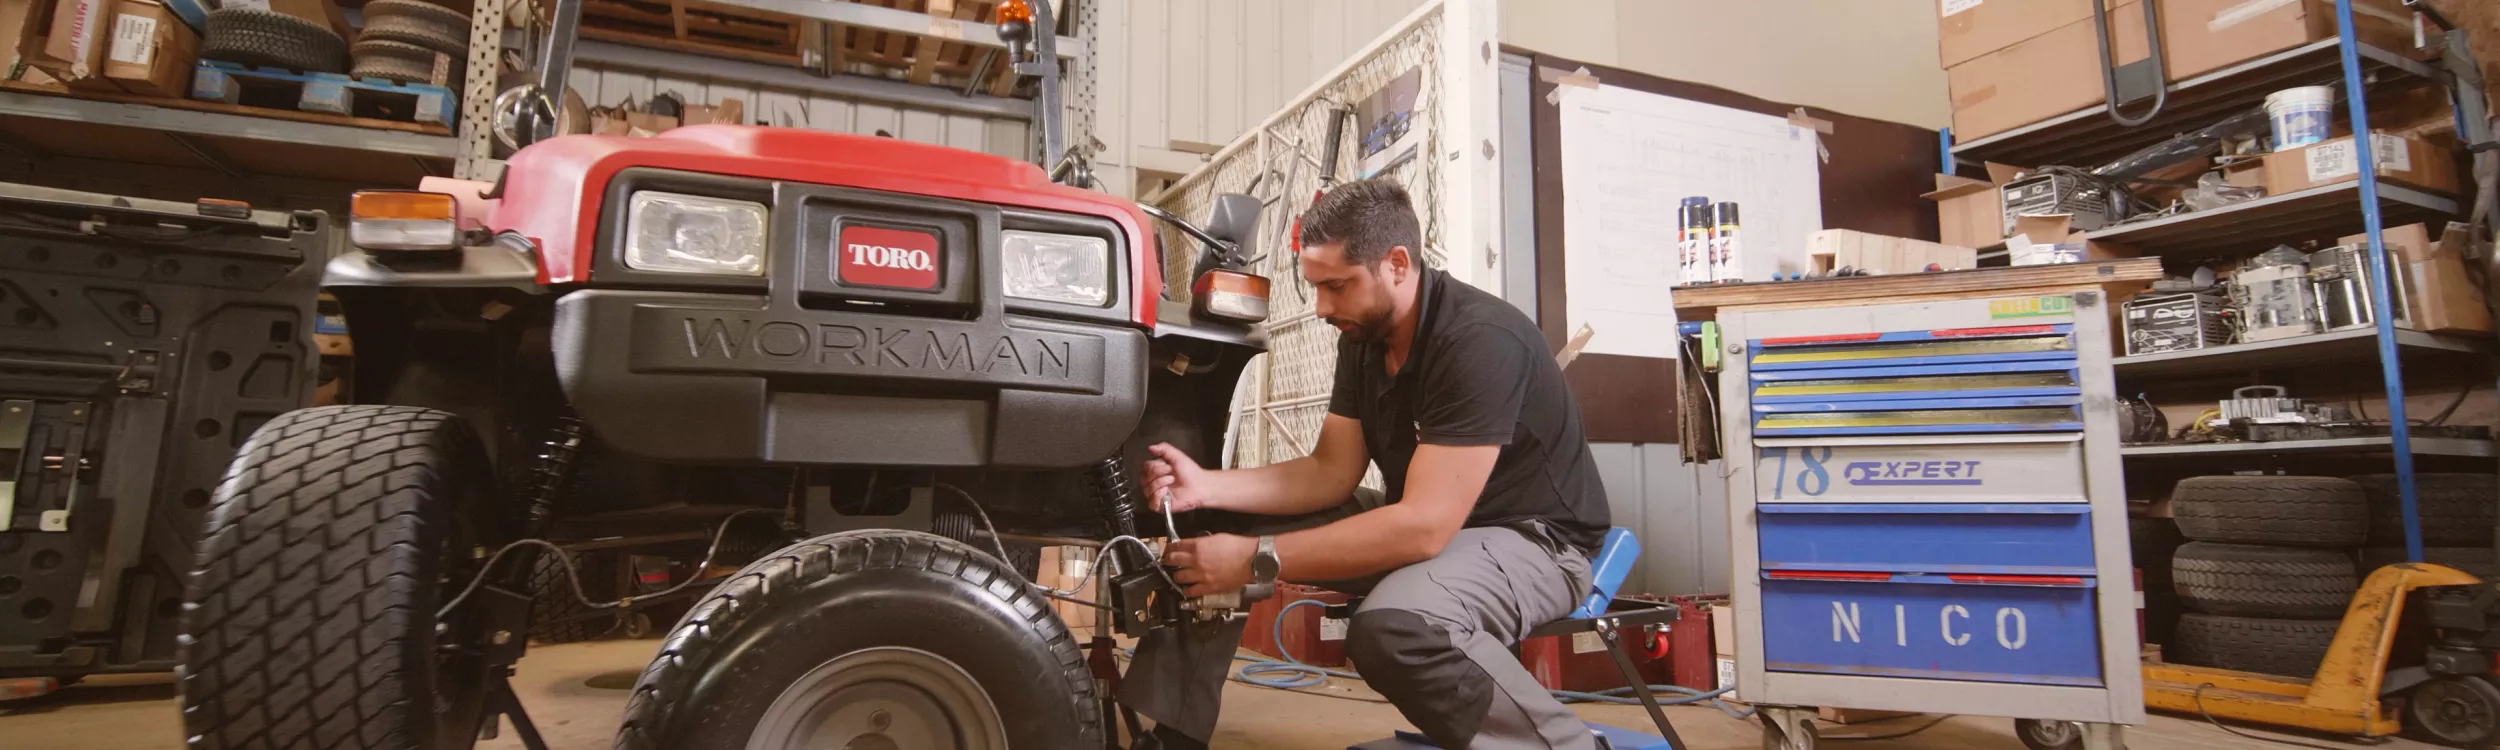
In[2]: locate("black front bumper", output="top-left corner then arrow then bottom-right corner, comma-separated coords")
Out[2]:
553,289 -> 1146,467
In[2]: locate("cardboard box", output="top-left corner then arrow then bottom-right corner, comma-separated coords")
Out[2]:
2339,222 -> 2492,334
25,0 -> 117,89
2221,156 -> 2267,191
2008,214 -> 2138,266
2158,0 -> 2410,80
1806,229 -> 1978,275
1937,0 -> 2119,69
1923,162 -> 2027,248
102,0 -> 194,96
1709,605 -> 1735,693
2262,132 -> 2460,196
680,97 -> 745,126
1948,0 -> 2150,142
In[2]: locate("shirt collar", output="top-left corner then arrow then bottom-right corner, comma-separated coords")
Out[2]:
1361,267 -> 1447,401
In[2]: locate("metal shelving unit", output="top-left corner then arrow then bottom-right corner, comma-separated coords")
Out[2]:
2120,436 -> 2496,458
1951,2 -> 2493,561
0,89 -> 459,159
2114,328 -> 2488,378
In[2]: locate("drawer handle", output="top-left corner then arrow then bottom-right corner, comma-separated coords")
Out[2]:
1761,333 -> 1883,346
1945,574 -> 2090,587
1765,570 -> 1896,582
1928,324 -> 2059,338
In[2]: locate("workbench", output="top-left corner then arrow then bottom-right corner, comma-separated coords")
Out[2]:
1677,260 -> 2160,750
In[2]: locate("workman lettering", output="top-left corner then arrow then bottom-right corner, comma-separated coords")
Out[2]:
1819,601 -> 2031,650
847,244 -> 935,271
679,317 -> 1073,379
1843,460 -> 1983,486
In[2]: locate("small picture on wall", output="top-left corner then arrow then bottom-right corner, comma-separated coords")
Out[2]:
1355,67 -> 1425,178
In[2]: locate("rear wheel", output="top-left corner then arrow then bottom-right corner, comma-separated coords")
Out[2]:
529,550 -> 619,644
613,530 -> 1099,750
180,406 -> 500,750
2406,675 -> 2500,747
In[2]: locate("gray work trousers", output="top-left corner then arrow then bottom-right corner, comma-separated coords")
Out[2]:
1119,492 -> 1597,749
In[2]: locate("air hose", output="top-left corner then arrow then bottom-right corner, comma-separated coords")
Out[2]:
1229,599 -> 1755,719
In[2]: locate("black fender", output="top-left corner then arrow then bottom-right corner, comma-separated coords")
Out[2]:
324,234 -> 543,291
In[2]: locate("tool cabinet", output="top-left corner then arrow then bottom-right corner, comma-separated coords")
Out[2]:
1717,291 -> 2143,749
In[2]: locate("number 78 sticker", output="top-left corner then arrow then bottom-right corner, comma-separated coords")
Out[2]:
1759,446 -> 1832,499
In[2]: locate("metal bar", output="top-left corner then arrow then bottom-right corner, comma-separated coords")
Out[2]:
1596,624 -> 1688,750
0,400 -> 29,531
2334,0 -> 2423,562
573,41 -> 1034,120
2118,436 -> 2494,457
456,0 -> 508,178
0,90 -> 459,158
694,0 -> 1083,58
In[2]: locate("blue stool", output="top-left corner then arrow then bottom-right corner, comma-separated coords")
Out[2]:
1349,527 -> 1688,750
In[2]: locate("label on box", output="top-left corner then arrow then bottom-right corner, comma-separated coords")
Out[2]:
1940,0 -> 1980,17
2306,134 -> 2411,183
1319,616 -> 1348,642
109,14 -> 155,67
1572,631 -> 1604,654
1717,657 -> 1736,690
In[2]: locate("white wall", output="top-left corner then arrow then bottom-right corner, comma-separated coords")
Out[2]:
1090,0 -> 1430,197
1501,0 -> 1950,129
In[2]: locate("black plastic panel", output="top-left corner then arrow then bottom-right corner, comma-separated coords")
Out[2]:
0,185 -> 324,679
553,289 -> 1146,468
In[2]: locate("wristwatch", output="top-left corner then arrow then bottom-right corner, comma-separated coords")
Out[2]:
1251,535 -> 1282,584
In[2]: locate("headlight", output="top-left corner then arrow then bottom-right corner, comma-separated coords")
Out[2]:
624,192 -> 768,276
1002,230 -> 1111,306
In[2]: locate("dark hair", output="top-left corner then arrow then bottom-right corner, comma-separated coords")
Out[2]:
1296,178 -> 1421,268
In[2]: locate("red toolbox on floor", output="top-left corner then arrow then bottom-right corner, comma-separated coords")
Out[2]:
1517,597 -> 1682,693
1240,584 -> 1355,667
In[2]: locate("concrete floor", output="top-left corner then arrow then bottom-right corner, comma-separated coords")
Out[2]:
0,640 -> 2447,749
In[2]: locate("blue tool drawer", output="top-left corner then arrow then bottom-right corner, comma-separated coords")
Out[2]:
1757,504 -> 2097,576
1759,575 -> 2103,687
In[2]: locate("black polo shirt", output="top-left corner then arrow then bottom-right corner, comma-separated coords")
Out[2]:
1325,268 -> 1610,554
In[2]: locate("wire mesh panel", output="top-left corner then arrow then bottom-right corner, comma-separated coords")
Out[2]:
1157,9 -> 1443,470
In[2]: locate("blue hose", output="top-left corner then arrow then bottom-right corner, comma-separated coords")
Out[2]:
1229,598 -> 1756,719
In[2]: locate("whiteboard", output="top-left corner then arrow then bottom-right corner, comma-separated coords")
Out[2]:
1558,84 -> 1824,358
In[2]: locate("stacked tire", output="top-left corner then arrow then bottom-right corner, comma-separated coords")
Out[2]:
201,8 -> 349,74
353,0 -> 471,84
2354,473 -> 2499,579
2165,475 -> 2366,679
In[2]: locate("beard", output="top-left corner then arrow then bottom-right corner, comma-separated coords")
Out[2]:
1328,306 -> 1394,344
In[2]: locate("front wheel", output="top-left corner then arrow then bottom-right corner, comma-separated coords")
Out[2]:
2406,675 -> 2500,747
614,530 -> 1101,750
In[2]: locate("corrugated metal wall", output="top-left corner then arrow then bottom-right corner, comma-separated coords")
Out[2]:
1090,0 -> 1428,196
1590,445 -> 1731,597
567,61 -> 1034,161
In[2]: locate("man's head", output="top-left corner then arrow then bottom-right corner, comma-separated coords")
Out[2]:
1296,179 -> 1424,344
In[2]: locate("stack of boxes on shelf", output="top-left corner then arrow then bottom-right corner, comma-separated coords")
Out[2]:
0,0 -> 206,96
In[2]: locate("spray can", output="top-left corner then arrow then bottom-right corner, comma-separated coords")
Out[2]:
1709,202 -> 1741,283
1678,197 -> 1712,286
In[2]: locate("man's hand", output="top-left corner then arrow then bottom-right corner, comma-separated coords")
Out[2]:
1163,533 -> 1256,597
1143,443 -> 1214,513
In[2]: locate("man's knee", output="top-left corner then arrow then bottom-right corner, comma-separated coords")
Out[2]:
1346,609 -> 1493,744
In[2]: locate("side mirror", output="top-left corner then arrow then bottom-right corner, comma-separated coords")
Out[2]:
1204,193 -> 1262,253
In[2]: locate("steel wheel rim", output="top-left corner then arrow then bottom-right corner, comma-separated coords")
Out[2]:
2023,719 -> 2082,746
747,646 -> 1005,750
2416,679 -> 2500,742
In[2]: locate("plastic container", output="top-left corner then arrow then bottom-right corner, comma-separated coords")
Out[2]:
2263,86 -> 2335,151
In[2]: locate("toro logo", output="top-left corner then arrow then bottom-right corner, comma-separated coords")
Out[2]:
837,225 -> 941,289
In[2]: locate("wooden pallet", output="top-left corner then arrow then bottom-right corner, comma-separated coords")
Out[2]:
580,0 -> 809,67
189,61 -> 457,125
830,0 -> 1019,94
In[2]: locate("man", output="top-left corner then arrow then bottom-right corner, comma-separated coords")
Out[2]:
1122,179 -> 1612,749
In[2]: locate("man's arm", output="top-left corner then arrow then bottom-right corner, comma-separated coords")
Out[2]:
1146,414 -> 1368,517
1164,443 -> 1498,593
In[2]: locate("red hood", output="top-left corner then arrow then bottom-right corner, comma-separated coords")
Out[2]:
492,125 -> 1162,325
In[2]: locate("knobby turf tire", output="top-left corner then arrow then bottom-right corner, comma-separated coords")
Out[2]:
2170,613 -> 2338,678
349,39 -> 441,84
2173,542 -> 2358,619
2170,475 -> 2367,547
528,549 -> 618,644
201,9 -> 346,74
614,530 -> 1100,750
932,510 -> 1041,581
2357,473 -> 2499,546
358,0 -> 470,53
179,405 -> 499,750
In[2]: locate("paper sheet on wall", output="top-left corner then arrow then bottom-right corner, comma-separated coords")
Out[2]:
1558,84 -> 1823,358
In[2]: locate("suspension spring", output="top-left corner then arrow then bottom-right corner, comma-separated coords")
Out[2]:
524,416 -> 590,537
1090,453 -> 1151,573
